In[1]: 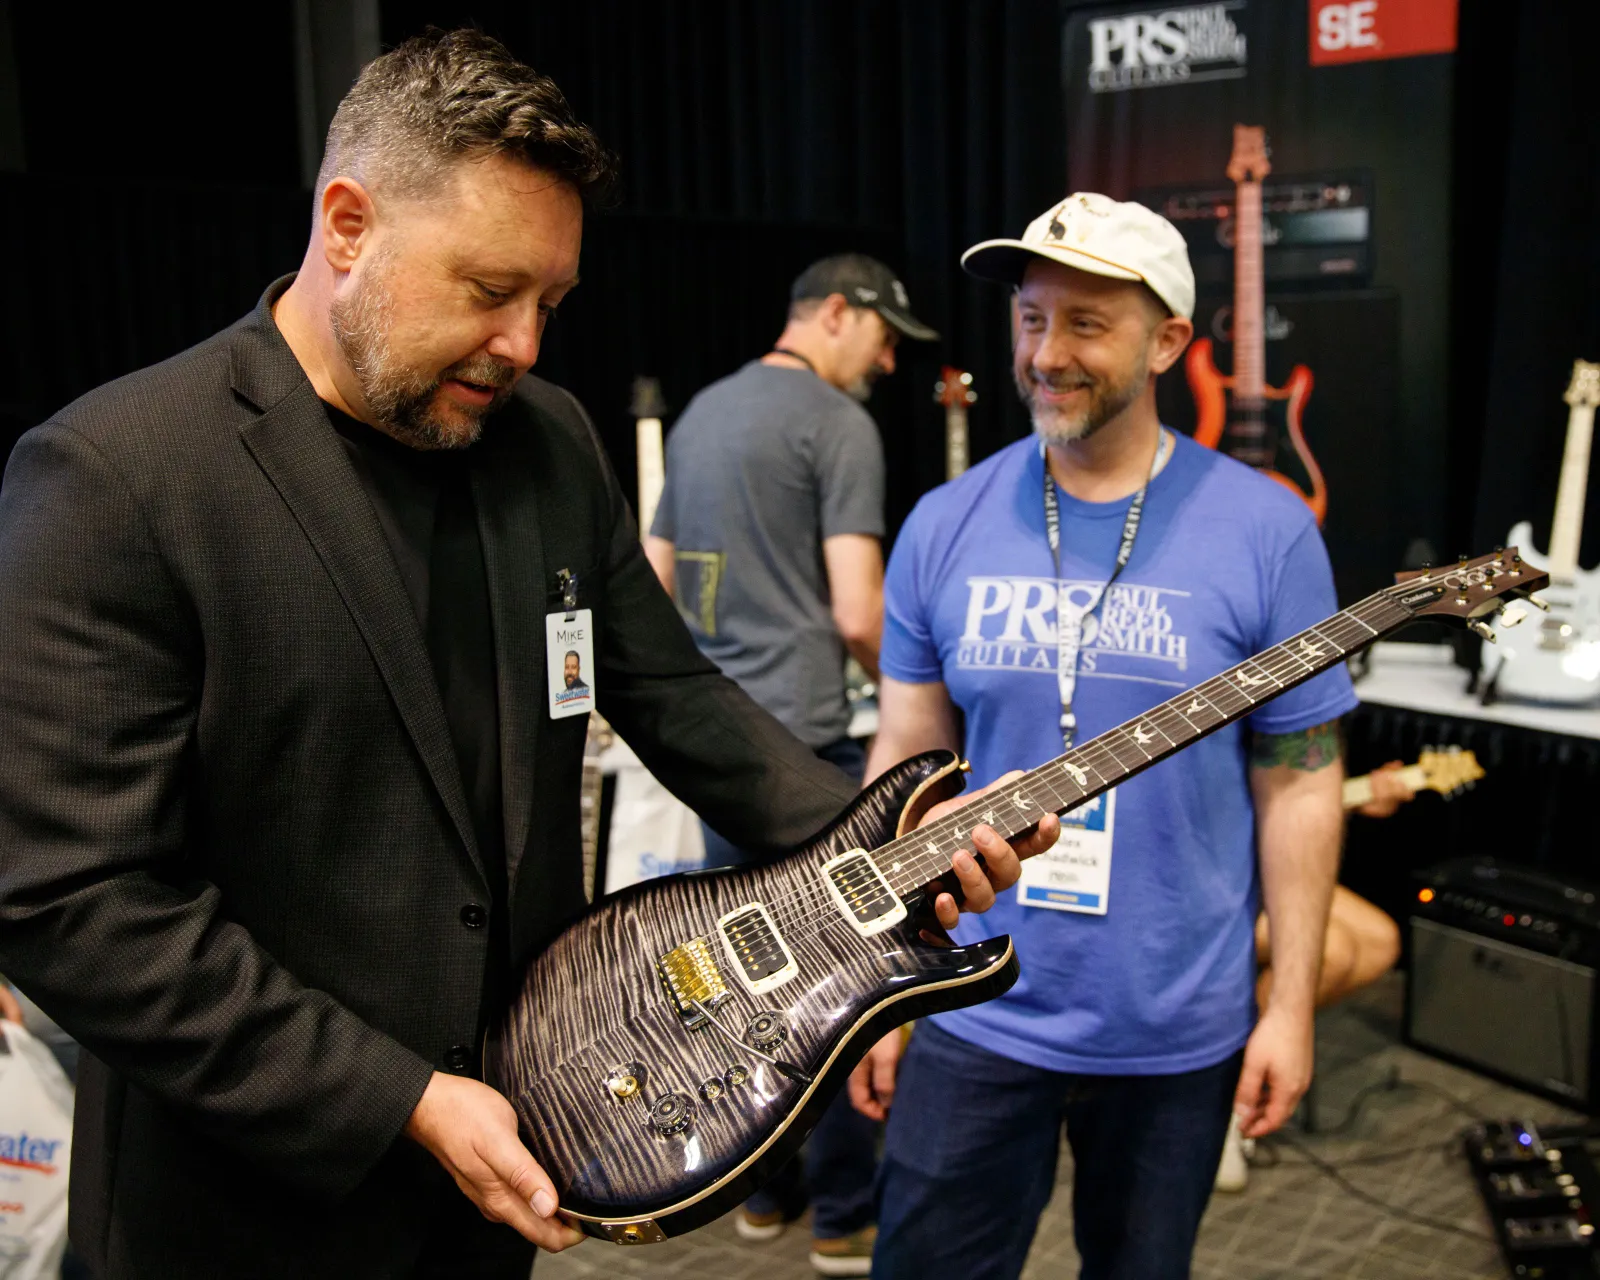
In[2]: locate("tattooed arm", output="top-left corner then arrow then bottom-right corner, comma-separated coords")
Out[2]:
1234,720 -> 1345,1139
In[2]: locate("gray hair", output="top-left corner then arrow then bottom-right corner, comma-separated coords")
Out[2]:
316,28 -> 617,210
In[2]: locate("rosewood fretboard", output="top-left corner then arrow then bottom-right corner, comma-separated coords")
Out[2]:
871,587 -> 1412,898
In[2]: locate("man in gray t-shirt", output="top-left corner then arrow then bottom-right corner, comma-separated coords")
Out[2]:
645,254 -> 935,1273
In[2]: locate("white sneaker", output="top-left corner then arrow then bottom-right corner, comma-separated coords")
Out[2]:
735,1207 -> 790,1241
1214,1112 -> 1249,1193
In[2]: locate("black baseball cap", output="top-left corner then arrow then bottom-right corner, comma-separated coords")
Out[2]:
790,254 -> 939,342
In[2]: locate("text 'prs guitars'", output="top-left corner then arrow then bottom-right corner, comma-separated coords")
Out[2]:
1483,359 -> 1600,705
1187,124 -> 1327,525
494,551 -> 1546,1245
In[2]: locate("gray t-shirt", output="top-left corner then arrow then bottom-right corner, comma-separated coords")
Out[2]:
651,361 -> 885,747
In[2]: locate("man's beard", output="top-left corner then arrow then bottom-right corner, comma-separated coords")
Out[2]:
1014,353 -> 1147,447
843,371 -> 878,403
330,254 -> 515,450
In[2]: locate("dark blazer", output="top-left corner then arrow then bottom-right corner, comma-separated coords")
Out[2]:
0,281 -> 858,1277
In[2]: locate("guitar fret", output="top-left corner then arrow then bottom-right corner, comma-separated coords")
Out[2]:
874,580 -> 1463,899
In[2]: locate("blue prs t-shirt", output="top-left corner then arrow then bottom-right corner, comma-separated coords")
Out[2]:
881,432 -> 1358,1075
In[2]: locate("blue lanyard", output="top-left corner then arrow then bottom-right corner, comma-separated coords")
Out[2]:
1042,429 -> 1170,749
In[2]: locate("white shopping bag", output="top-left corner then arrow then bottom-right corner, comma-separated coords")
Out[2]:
600,736 -> 708,895
0,1021 -> 73,1280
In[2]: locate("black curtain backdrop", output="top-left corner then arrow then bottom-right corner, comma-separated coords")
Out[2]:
1,0 -> 1594,568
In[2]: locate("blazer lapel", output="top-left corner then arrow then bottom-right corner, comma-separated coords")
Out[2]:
470,443 -> 544,889
228,293 -> 484,882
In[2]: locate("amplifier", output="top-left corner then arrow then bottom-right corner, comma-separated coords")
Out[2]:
1408,858 -> 1600,1109
1134,170 -> 1373,287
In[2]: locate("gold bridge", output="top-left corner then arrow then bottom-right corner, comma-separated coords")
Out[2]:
657,938 -> 730,1026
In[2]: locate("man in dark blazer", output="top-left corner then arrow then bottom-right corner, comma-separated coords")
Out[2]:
0,30 -> 1049,1280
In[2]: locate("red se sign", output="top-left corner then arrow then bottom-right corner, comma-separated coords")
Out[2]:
1310,0 -> 1457,65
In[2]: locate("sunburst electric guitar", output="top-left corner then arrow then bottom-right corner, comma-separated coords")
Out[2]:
1187,124 -> 1327,525
935,366 -> 976,481
491,550 -> 1544,1246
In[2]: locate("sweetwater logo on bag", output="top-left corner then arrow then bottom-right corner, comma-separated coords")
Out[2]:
957,576 -> 1192,688
1085,3 -> 1249,93
0,1133 -> 62,1176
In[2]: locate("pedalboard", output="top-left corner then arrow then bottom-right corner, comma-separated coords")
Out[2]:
1465,1119 -> 1600,1277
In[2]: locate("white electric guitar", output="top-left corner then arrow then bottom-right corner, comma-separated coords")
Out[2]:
1484,359 -> 1600,704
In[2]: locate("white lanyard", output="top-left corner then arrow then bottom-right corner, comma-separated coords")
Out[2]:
1043,429 -> 1170,749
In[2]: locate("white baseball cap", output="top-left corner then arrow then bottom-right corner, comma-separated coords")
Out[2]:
961,192 -> 1195,320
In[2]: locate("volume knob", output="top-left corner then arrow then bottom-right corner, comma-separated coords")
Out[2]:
746,1011 -> 789,1052
648,1092 -> 695,1136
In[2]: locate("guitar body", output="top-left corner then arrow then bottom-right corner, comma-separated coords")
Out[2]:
492,750 -> 1017,1242
1483,523 -> 1600,705
1187,337 -> 1326,523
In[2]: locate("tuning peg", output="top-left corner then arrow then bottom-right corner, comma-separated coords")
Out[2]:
1498,603 -> 1528,629
1522,593 -> 1552,612
1469,621 -> 1496,642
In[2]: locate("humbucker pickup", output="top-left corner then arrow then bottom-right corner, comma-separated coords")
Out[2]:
717,903 -> 798,995
820,850 -> 907,937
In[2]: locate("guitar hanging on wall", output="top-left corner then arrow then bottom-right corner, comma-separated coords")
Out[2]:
494,549 -> 1545,1246
934,366 -> 976,481
1482,359 -> 1600,704
1186,124 -> 1328,525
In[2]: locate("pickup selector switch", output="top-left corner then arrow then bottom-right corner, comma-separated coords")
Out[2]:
648,1092 -> 695,1136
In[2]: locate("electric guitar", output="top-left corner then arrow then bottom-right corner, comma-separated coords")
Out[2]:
1483,359 -> 1600,704
579,714 -> 615,903
493,549 -> 1545,1245
1187,124 -> 1327,525
1342,746 -> 1484,811
934,366 -> 976,481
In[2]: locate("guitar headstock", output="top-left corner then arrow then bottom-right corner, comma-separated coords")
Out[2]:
630,376 -> 667,420
1387,548 -> 1551,639
1565,359 -> 1600,409
1418,746 -> 1484,797
935,367 -> 976,409
1226,124 -> 1271,185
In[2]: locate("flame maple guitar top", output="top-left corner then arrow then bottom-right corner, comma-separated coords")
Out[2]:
492,749 -> 1016,1240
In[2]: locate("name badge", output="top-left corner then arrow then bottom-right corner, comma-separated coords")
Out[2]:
546,609 -> 596,719
1016,788 -> 1116,915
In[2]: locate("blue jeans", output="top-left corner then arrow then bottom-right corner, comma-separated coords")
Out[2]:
707,735 -> 877,1238
874,1022 -> 1243,1280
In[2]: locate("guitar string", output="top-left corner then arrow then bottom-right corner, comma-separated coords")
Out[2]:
715,587 -> 1410,949
735,590 -> 1407,945
680,568 -> 1511,960
738,600 -> 1398,949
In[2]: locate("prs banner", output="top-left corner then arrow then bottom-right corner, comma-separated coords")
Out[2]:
1063,0 -> 1457,604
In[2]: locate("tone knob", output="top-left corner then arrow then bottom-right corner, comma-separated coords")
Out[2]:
605,1062 -> 646,1100
746,1011 -> 788,1052
648,1092 -> 695,1136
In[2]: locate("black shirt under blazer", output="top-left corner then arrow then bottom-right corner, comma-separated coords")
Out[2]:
0,281 -> 858,1277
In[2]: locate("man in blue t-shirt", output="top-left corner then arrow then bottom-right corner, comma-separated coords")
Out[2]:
849,194 -> 1357,1280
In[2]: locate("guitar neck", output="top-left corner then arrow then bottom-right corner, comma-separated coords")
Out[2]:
1342,764 -> 1428,810
636,415 -> 665,539
871,588 -> 1411,894
1232,180 -> 1265,403
945,405 -> 970,481
1547,402 -> 1595,580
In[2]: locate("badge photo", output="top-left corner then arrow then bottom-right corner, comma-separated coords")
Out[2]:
546,609 -> 596,720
